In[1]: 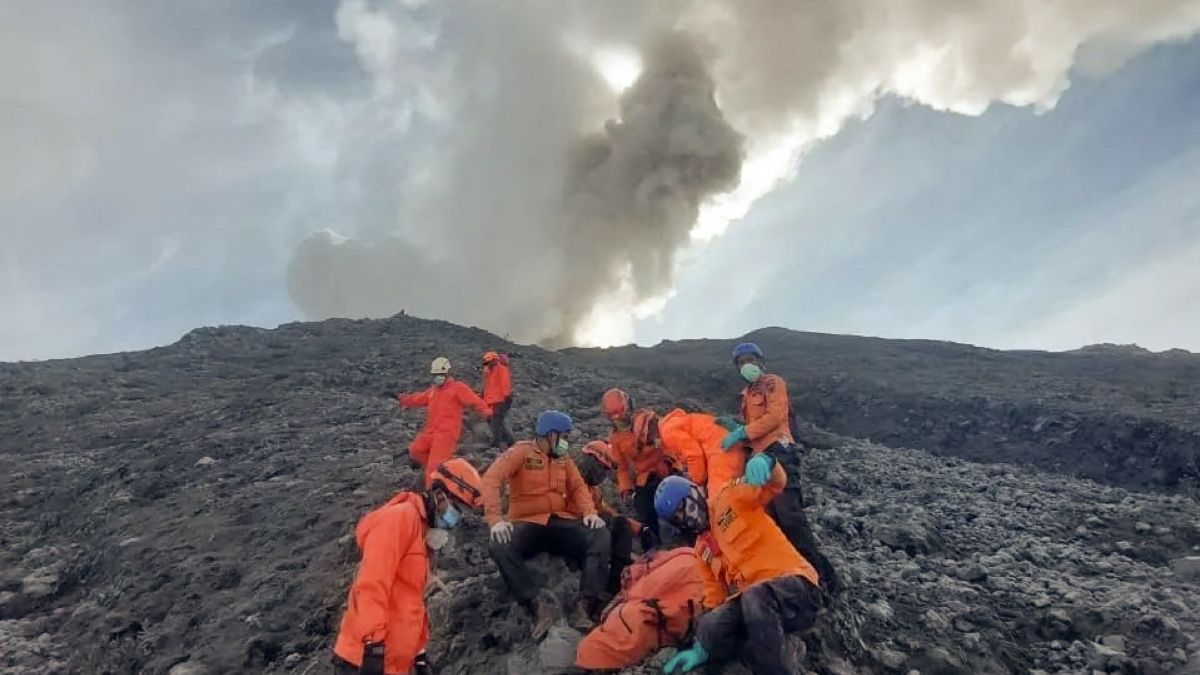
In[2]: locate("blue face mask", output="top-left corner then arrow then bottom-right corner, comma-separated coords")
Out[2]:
437,503 -> 461,529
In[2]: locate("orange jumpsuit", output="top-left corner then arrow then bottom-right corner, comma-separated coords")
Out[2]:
694,464 -> 819,609
482,441 -> 596,526
658,409 -> 746,494
481,360 -> 513,407
739,373 -> 794,454
333,492 -> 430,674
609,412 -> 671,494
399,377 -> 490,486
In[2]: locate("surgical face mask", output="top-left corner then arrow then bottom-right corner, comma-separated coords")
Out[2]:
739,363 -> 762,383
552,437 -> 570,458
432,374 -> 447,386
436,503 -> 461,530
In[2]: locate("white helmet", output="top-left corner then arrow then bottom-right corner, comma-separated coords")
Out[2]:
430,357 -> 452,375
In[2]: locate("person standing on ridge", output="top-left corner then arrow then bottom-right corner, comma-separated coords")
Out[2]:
653,471 -> 823,674
719,341 -> 840,595
602,389 -> 670,547
332,458 -> 485,675
480,351 -> 515,450
483,410 -> 610,639
394,357 -> 491,488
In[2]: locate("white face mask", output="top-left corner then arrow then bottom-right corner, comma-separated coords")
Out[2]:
432,374 -> 447,386
426,527 -> 450,551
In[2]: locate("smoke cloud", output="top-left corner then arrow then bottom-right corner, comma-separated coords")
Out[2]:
287,0 -> 1200,346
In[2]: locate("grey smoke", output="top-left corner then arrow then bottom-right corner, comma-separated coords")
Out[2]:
287,0 -> 1200,346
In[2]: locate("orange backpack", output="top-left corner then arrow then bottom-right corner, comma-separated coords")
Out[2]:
575,547 -> 705,670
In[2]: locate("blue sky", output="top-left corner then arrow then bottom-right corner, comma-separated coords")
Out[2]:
3,2 -> 1199,360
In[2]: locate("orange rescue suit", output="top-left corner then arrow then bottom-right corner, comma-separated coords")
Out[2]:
694,464 -> 819,609
481,360 -> 512,406
609,413 -> 671,494
398,377 -> 491,437
483,440 -> 597,526
739,373 -> 794,453
333,492 -> 430,674
658,409 -> 746,494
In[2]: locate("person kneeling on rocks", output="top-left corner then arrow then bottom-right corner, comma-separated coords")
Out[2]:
653,469 -> 823,675
483,410 -> 610,639
332,458 -> 485,675
575,440 -> 657,593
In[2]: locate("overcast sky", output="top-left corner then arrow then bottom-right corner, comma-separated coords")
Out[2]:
3,1 -> 1199,361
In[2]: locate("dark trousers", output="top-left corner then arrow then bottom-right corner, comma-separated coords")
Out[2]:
331,655 -> 357,674
488,515 -> 611,603
601,514 -> 635,593
632,474 -> 662,545
696,575 -> 822,675
765,445 -> 840,595
489,397 -> 515,448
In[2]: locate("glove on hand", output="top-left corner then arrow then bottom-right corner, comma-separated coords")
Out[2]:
743,453 -> 775,486
720,425 -> 747,451
714,415 -> 742,431
360,642 -> 384,675
583,514 -> 606,529
490,520 -> 514,544
663,641 -> 708,673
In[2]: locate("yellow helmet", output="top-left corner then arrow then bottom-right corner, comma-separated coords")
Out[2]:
430,357 -> 452,375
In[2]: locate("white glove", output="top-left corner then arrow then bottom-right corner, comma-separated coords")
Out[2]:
583,514 -> 606,530
490,520 -> 514,544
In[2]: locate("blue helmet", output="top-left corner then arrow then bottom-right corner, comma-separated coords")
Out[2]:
731,342 -> 764,364
654,475 -> 697,519
535,410 -> 573,436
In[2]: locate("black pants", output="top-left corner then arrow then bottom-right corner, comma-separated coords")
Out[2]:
696,575 -> 822,675
765,445 -> 840,595
489,397 -> 515,448
331,655 -> 357,674
632,474 -> 662,545
488,515 -> 611,602
601,514 -> 635,594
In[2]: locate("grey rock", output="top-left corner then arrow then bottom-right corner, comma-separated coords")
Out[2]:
1169,556 -> 1200,581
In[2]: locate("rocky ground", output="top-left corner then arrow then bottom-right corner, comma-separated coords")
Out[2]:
2,315 -> 1199,674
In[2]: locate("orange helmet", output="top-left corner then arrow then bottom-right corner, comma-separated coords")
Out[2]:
582,440 -> 617,471
600,388 -> 631,419
633,410 -> 659,448
431,458 -> 484,509
482,351 -> 500,365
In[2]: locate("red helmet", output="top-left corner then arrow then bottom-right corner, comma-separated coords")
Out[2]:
600,388 -> 631,419
582,440 -> 617,471
482,351 -> 500,365
430,458 -> 484,509
632,410 -> 659,447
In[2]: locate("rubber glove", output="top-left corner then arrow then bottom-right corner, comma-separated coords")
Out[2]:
720,425 -> 747,451
663,641 -> 708,673
490,520 -> 514,544
714,415 -> 741,431
583,514 -> 606,529
744,453 -> 775,486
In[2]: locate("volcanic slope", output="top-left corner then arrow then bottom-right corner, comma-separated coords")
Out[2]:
568,327 -> 1200,494
1,315 -> 1199,674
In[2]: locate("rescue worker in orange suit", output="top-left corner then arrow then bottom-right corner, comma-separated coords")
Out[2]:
332,458 -> 485,675
658,409 -> 746,496
394,357 -> 491,488
720,341 -> 840,596
480,351 -> 515,449
575,440 -> 653,592
602,389 -> 670,548
653,470 -> 823,674
483,410 -> 610,639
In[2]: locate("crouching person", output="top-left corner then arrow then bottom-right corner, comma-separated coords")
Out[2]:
653,463 -> 823,675
483,410 -> 610,639
332,458 -> 485,675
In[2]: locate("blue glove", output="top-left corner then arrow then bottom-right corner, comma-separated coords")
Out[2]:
664,641 -> 708,673
744,453 -> 775,486
714,415 -> 741,431
720,425 -> 747,451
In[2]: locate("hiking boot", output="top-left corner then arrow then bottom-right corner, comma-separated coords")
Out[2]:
568,597 -> 596,632
528,592 -> 560,641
